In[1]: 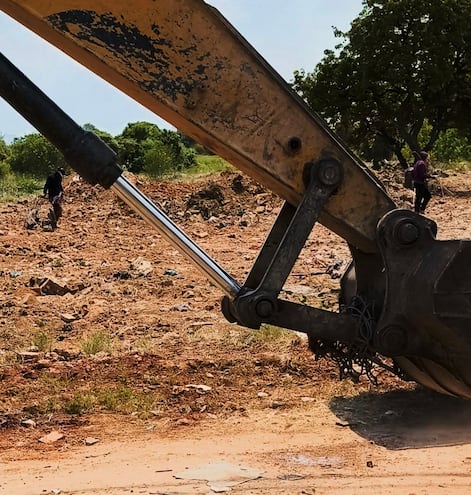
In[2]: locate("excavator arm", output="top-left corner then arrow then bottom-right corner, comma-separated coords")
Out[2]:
1,0 -> 470,398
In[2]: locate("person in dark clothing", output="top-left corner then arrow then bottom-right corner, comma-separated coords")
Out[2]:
43,168 -> 65,227
412,151 -> 432,214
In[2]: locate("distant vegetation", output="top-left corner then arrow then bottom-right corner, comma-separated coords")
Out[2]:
0,122 -> 234,200
0,115 -> 469,201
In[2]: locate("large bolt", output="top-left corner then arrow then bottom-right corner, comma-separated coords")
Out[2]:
394,220 -> 420,245
317,159 -> 342,187
255,298 -> 275,319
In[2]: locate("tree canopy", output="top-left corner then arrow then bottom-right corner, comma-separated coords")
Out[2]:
293,0 -> 471,167
1,123 -> 198,179
8,133 -> 67,177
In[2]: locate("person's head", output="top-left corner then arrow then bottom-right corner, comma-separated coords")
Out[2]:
420,151 -> 428,160
57,167 -> 65,177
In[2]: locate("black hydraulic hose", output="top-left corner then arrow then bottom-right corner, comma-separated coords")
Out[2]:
0,52 -> 122,188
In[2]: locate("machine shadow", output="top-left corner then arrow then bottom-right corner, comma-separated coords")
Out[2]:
329,388 -> 471,450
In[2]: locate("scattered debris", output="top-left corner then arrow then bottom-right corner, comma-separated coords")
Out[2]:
186,384 -> 212,392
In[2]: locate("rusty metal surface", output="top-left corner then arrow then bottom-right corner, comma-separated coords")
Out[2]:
0,0 -> 395,252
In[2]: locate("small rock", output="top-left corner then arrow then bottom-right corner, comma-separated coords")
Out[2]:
257,392 -> 269,398
33,278 -> 70,296
17,351 -> 41,362
39,431 -> 64,444
209,484 -> 230,493
186,384 -> 212,392
21,419 -> 36,428
84,437 -> 100,446
60,313 -> 78,323
130,257 -> 153,276
164,269 -> 178,276
170,303 -> 190,312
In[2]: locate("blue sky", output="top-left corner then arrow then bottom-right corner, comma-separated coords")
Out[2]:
0,1 -> 363,141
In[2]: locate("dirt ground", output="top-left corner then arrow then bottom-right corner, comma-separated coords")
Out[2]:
0,167 -> 470,494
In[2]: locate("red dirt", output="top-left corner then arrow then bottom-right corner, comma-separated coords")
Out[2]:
0,168 -> 470,494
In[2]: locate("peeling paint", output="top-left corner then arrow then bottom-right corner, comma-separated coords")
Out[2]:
47,10 -> 209,101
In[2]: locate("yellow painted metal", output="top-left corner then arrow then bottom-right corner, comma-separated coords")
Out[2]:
0,0 -> 396,252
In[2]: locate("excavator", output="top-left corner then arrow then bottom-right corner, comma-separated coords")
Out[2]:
0,0 -> 470,398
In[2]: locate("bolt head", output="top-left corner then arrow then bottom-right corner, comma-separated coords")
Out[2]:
395,221 -> 420,245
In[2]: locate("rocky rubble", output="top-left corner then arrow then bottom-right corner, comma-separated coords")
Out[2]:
0,167 -> 469,451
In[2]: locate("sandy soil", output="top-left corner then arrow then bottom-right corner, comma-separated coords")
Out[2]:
0,168 -> 470,494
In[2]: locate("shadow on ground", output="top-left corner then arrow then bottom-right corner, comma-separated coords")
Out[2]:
329,388 -> 471,450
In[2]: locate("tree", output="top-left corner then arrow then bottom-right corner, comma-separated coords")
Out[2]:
83,123 -> 120,154
116,121 -> 161,173
7,133 -> 66,177
116,122 -> 196,175
433,128 -> 471,162
293,0 -> 471,167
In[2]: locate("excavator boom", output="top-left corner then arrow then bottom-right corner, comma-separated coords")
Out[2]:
1,0 -> 470,398
1,0 -> 394,253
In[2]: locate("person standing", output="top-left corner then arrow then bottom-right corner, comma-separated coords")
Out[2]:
43,167 -> 65,228
412,151 -> 432,214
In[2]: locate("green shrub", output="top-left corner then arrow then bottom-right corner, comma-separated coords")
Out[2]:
32,327 -> 53,352
7,133 -> 66,178
0,174 -> 42,201
433,129 -> 471,163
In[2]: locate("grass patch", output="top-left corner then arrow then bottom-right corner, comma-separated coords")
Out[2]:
96,384 -> 155,413
63,385 -> 156,415
221,324 -> 300,349
0,174 -> 42,201
185,155 -> 233,176
81,330 -> 113,355
64,393 -> 94,415
255,324 -> 297,343
31,327 -> 53,352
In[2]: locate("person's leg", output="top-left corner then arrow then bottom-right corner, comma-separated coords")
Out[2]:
414,184 -> 424,213
420,186 -> 431,212
53,201 -> 62,221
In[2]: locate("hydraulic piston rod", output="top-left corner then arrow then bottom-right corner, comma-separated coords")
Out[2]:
112,176 -> 241,297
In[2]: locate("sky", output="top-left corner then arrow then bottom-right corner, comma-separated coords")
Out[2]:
0,1 -> 364,142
